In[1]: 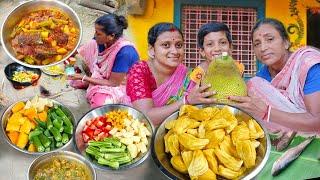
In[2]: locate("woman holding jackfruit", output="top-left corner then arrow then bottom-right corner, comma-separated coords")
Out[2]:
229,18 -> 320,133
126,23 -> 216,125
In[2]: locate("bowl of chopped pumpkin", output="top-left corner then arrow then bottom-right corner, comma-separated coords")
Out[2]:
1,0 -> 82,68
1,95 -> 76,155
74,104 -> 154,171
28,151 -> 96,180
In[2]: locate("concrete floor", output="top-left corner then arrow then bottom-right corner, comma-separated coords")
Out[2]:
0,0 -> 100,112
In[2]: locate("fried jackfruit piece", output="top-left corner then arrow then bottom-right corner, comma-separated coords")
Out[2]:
202,107 -> 220,119
180,142 -> 186,152
247,118 -> 264,139
173,116 -> 191,134
188,119 -> 201,129
251,139 -> 260,148
198,169 -> 217,180
186,129 -> 198,137
220,135 -> 239,158
164,130 -> 174,153
167,133 -> 180,156
225,115 -> 238,134
165,119 -> 176,130
181,151 -> 193,168
219,138 -> 235,158
218,165 -> 245,179
205,118 -> 230,131
178,133 -> 209,150
171,156 -> 188,174
189,109 -> 209,121
219,106 -> 238,133
198,121 -> 206,138
188,150 -> 209,177
231,121 -> 250,145
220,106 -> 233,116
205,129 -> 225,149
189,107 -> 218,121
179,105 -> 199,117
214,147 -> 243,172
173,117 -> 200,134
236,140 -> 256,168
203,149 -> 218,174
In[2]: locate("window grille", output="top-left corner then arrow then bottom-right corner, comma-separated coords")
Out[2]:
181,5 -> 257,77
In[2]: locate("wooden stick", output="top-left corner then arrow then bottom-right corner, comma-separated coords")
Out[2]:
41,88 -> 74,99
78,0 -> 116,13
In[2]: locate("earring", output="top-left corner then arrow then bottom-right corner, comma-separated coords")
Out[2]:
285,42 -> 291,50
148,51 -> 154,59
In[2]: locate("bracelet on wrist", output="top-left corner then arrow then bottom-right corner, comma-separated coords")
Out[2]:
262,105 -> 271,122
81,75 -> 86,82
183,95 -> 190,105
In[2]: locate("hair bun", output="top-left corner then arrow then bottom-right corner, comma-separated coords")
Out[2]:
117,15 -> 128,29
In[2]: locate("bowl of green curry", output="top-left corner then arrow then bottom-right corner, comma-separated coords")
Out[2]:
28,151 -> 96,180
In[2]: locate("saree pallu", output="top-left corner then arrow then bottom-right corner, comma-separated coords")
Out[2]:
152,64 -> 194,107
247,46 -> 320,133
74,38 -> 134,107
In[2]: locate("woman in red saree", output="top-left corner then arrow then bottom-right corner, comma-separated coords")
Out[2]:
68,14 -> 139,108
126,23 -> 216,125
229,18 -> 320,133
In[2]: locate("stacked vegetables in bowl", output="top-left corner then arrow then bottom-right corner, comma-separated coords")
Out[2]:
3,96 -> 74,154
81,110 -> 151,169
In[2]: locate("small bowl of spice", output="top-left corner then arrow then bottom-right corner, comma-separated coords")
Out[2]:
4,63 -> 41,89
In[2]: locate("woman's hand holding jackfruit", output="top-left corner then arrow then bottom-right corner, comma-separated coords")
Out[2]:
187,84 -> 216,105
228,95 -> 269,120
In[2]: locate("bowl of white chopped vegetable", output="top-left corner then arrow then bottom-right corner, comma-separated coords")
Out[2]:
74,104 -> 154,171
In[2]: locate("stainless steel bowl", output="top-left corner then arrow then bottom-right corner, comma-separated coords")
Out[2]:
74,104 -> 154,171
1,0 -> 82,68
28,150 -> 96,180
4,62 -> 42,88
152,104 -> 271,180
1,98 -> 76,155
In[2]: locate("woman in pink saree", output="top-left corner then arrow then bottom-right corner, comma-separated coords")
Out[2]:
229,18 -> 320,133
68,14 -> 139,108
126,23 -> 216,125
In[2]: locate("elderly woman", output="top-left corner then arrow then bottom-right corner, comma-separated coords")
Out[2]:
68,14 -> 139,108
126,23 -> 216,125
229,18 -> 320,133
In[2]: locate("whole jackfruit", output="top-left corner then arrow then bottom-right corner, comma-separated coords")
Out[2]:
202,54 -> 247,104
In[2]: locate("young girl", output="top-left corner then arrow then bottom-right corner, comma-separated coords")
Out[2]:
190,22 -> 244,86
